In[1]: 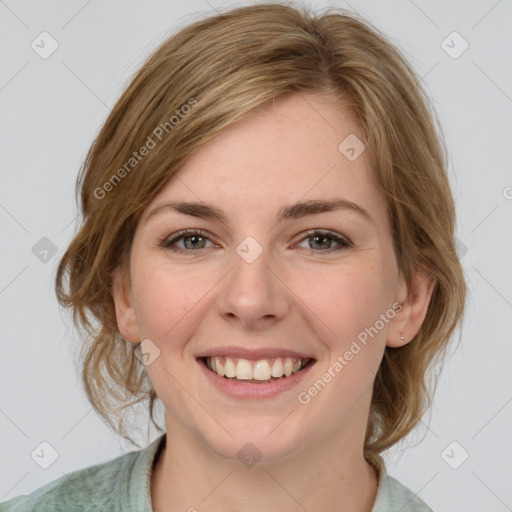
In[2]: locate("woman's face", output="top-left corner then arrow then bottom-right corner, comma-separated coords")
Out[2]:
113,92 -> 415,463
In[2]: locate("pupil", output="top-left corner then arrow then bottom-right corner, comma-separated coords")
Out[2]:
184,236 -> 205,249
311,235 -> 330,250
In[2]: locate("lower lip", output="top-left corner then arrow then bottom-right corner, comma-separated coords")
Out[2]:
197,358 -> 316,399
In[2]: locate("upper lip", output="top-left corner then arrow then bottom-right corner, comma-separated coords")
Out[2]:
196,346 -> 315,360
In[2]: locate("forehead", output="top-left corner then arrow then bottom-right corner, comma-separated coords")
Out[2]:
142,92 -> 386,225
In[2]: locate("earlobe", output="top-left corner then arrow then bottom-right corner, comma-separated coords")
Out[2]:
387,268 -> 436,348
111,265 -> 140,343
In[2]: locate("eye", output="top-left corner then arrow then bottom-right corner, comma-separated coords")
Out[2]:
160,229 -> 216,253
160,228 -> 352,255
294,229 -> 352,252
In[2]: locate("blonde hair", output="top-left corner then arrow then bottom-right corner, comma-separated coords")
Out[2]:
55,1 -> 466,463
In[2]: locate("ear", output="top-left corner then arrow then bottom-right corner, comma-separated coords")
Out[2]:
387,267 -> 436,348
111,264 -> 140,343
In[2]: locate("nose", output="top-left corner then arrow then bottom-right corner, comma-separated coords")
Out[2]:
216,242 -> 291,330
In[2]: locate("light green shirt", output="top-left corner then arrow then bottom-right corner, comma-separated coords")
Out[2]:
0,434 -> 433,511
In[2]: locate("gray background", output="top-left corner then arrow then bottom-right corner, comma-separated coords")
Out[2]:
1,0 -> 511,510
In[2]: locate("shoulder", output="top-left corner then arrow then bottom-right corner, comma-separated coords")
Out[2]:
379,474 -> 434,511
0,450 -> 138,512
0,436 -> 163,512
372,456 -> 434,512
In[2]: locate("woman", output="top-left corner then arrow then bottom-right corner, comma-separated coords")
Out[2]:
0,2 -> 466,511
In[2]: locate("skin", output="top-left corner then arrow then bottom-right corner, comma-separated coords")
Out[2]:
112,92 -> 435,512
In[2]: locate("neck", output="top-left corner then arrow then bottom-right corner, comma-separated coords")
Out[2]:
150,417 -> 379,512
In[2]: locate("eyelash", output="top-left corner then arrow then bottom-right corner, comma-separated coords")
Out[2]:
159,229 -> 352,255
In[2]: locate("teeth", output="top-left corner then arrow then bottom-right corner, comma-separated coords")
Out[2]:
253,360 -> 271,380
235,359 -> 253,380
224,357 -> 236,378
271,358 -> 283,377
205,356 -> 309,380
283,358 -> 293,376
215,357 -> 225,377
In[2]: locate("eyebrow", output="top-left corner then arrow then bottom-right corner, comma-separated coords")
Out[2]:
145,198 -> 373,225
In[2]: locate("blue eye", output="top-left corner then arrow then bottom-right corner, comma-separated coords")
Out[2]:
160,229 -> 352,254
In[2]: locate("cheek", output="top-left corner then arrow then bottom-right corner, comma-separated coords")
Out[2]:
292,260 -> 394,347
290,263 -> 393,426
131,260 -> 219,344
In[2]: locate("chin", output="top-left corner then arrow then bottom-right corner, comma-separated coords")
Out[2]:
199,418 -> 307,466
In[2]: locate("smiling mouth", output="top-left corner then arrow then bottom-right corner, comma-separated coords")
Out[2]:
199,356 -> 315,383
